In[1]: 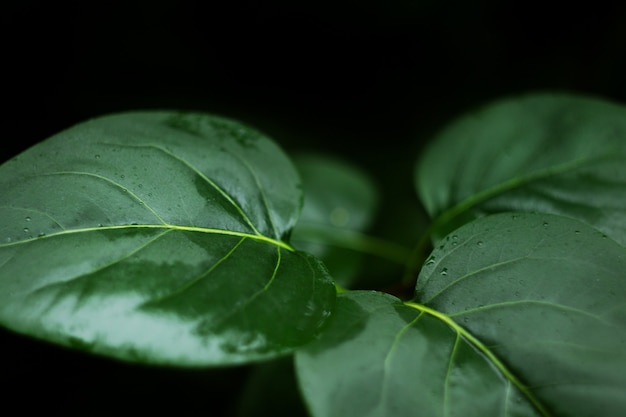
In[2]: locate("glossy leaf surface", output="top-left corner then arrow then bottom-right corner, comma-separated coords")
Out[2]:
415,93 -> 626,244
0,111 -> 335,365
296,213 -> 626,417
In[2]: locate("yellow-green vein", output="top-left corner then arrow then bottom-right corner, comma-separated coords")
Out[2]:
146,236 -> 247,304
443,331 -> 461,417
228,148 -> 281,240
403,301 -> 553,417
108,142 -> 262,235
0,224 -> 293,251
406,154 -> 616,281
41,170 -> 167,224
33,229 -> 174,310
380,310 -> 425,411
451,300 -> 607,324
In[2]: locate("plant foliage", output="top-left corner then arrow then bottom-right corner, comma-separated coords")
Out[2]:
1,93 -> 625,416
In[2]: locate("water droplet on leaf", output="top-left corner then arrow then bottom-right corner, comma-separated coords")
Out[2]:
440,267 -> 448,276
25,216 -> 31,222
425,255 -> 436,265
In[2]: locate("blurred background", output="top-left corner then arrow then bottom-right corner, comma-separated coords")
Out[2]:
4,1 -> 626,165
2,1 -> 626,415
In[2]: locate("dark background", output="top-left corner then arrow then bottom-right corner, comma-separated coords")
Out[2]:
5,1 -> 626,165
2,1 -> 626,415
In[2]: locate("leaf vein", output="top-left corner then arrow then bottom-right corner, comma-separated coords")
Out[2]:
106,142 -> 261,235
41,170 -> 167,224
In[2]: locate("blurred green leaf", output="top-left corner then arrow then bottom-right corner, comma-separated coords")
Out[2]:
291,153 -> 409,287
415,93 -> 626,244
0,111 -> 335,366
296,213 -> 626,417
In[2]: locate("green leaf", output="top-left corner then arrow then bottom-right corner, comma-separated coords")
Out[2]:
291,153 -> 398,287
415,93 -> 626,244
0,111 -> 335,366
296,213 -> 626,417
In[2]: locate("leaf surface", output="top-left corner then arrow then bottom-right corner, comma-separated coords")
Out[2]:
415,93 -> 626,244
296,213 -> 626,417
0,111 -> 335,365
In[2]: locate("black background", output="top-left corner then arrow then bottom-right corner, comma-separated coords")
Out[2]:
2,1 -> 626,415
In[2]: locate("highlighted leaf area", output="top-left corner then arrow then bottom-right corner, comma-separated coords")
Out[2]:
0,111 -> 335,366
296,213 -> 626,417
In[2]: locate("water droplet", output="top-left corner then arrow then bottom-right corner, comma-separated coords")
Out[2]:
452,235 -> 458,240
425,255 -> 436,265
463,317 -> 470,323
543,222 -> 549,227
440,267 -> 448,276
574,230 -> 580,234
5,237 -> 12,243
23,228 -> 29,233
38,232 -> 45,237
25,216 -> 31,222
120,174 -> 125,179
138,183 -> 143,188
94,154 -> 101,159
511,214 -> 519,220
476,241 -> 484,247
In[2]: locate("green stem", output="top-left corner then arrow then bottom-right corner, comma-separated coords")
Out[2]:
292,224 -> 412,265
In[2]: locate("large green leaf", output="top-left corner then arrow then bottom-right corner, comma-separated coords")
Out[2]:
296,213 -> 626,416
0,111 -> 335,366
415,93 -> 626,244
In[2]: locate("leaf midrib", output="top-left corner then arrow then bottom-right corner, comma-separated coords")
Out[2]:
431,153 -> 622,232
0,223 -> 294,251
404,301 -> 553,417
